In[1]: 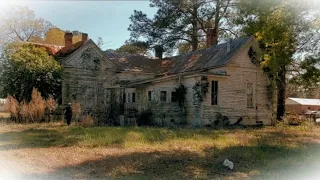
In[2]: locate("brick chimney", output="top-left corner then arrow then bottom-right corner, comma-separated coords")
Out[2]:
64,32 -> 73,47
154,45 -> 164,59
82,33 -> 88,42
206,28 -> 218,47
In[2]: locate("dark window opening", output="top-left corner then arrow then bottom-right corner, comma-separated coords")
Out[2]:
148,91 -> 152,101
211,81 -> 218,105
171,91 -> 177,102
123,93 -> 126,103
132,92 -> 136,103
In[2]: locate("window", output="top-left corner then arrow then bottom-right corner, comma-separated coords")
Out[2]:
160,91 -> 167,102
247,83 -> 253,108
211,81 -> 218,105
171,91 -> 177,102
132,92 -> 136,103
148,91 -> 152,101
128,93 -> 131,103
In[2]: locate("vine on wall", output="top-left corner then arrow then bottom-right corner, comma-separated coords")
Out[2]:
175,84 -> 187,123
176,84 -> 187,110
192,76 -> 209,103
248,46 -> 260,66
80,47 -> 101,71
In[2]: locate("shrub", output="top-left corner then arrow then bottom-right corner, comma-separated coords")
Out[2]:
211,113 -> 230,127
78,115 -> 94,127
284,114 -> 306,126
137,109 -> 154,126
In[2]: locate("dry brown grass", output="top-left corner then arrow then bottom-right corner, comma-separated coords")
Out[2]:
0,112 -> 10,118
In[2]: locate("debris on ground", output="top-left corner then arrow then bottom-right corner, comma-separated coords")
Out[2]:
223,159 -> 234,170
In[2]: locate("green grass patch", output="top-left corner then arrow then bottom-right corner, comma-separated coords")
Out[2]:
1,123 -> 320,179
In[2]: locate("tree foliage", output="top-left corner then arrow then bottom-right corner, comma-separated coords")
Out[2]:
0,43 -> 62,102
290,56 -> 320,88
0,6 -> 54,45
116,40 -> 149,55
128,0 -> 237,54
236,0 -> 320,120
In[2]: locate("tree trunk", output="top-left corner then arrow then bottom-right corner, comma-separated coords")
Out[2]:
276,67 -> 286,120
191,2 -> 199,51
213,0 -> 220,45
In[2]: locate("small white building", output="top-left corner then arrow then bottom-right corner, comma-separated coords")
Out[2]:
286,97 -> 320,115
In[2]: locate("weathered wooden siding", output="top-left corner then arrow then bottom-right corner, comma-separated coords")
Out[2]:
202,38 -> 272,125
62,38 -> 272,126
135,76 -> 198,125
62,42 -> 115,113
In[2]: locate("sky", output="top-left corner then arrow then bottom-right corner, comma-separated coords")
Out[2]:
0,0 -> 157,50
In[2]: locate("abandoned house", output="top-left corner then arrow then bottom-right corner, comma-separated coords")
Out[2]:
40,31 -> 272,126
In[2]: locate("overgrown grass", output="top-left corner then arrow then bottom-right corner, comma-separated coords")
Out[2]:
0,123 -> 319,150
1,123 -> 320,179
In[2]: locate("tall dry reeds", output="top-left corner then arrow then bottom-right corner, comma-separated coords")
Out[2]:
28,88 -> 46,122
4,95 -> 19,121
5,88 -> 58,123
46,95 -> 57,113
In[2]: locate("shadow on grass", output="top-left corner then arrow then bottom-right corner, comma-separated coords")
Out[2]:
20,142 -> 320,180
0,128 -> 80,150
2,125 -> 320,179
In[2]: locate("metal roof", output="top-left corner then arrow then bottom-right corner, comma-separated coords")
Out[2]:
104,51 -> 166,73
287,98 -> 320,106
104,36 -> 252,74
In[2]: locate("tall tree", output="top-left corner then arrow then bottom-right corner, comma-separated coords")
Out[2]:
0,6 -> 54,46
0,43 -> 62,102
128,0 -> 237,54
237,0 -> 320,120
290,56 -> 320,89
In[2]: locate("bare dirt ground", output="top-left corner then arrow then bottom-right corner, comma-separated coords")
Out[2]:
1,123 -> 320,180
